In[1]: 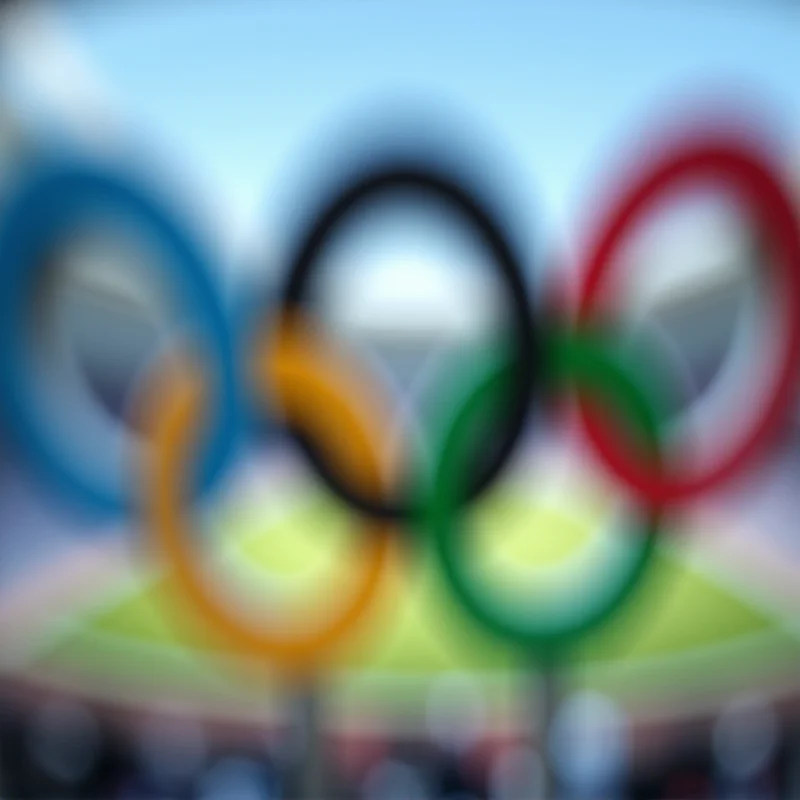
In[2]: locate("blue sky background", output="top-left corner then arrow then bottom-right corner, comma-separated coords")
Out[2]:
55,0 -> 800,286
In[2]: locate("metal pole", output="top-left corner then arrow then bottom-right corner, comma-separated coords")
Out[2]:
533,654 -> 563,800
292,678 -> 327,800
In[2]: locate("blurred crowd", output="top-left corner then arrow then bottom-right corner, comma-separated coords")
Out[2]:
0,689 -> 796,799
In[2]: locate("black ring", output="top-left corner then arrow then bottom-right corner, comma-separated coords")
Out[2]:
276,159 -> 540,522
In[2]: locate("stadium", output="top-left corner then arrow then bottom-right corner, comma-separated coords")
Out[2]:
0,1 -> 800,798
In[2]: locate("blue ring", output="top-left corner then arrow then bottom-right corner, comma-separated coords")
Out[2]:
0,159 -> 242,516
229,278 -> 280,443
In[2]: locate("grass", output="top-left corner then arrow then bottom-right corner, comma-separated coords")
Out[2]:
29,477 -> 800,720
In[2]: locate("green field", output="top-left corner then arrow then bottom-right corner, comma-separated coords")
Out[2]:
19,479 -> 800,725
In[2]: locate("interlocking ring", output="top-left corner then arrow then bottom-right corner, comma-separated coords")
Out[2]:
575,131 -> 800,506
0,159 -> 242,515
424,329 -> 665,650
278,158 -> 540,522
139,315 -> 396,671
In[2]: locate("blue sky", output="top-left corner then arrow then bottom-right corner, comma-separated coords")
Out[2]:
56,0 -> 800,288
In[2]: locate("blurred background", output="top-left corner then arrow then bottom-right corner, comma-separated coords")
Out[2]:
1,0 -> 800,797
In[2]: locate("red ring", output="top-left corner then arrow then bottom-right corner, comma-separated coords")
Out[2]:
576,131 -> 800,507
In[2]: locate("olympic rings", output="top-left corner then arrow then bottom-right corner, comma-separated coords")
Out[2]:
425,330 -> 664,650
278,159 -> 540,523
4,109 -> 800,668
576,133 -> 800,507
140,315 -> 396,671
0,160 -> 242,515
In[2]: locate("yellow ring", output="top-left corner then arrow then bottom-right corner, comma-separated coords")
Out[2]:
139,314 -> 396,673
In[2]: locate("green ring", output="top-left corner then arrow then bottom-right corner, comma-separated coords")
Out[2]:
422,331 -> 665,652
